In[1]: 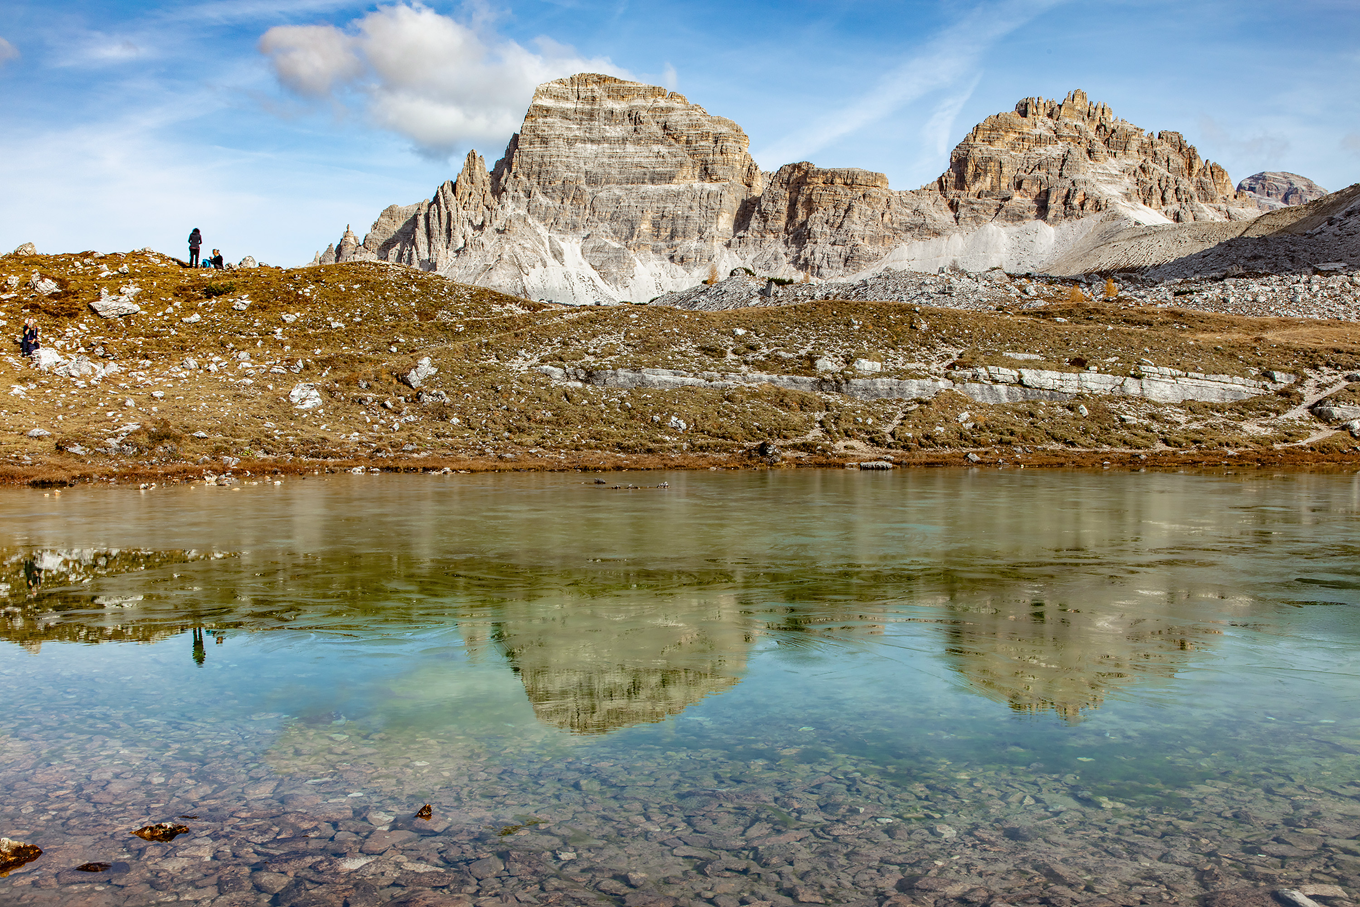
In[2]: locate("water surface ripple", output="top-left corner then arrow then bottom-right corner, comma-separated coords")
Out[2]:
1,470 -> 1358,906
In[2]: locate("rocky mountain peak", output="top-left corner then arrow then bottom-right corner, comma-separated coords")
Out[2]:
940,89 -> 1252,226
1237,171 -> 1328,211
320,78 -> 1271,303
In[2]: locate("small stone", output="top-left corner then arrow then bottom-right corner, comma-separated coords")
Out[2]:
289,382 -> 323,409
75,862 -> 111,872
28,274 -> 59,295
90,294 -> 141,318
965,452 -> 982,463
12,242 -> 37,256
238,256 -> 257,269
415,804 -> 433,820
467,855 -> 503,879
132,823 -> 190,842
26,428 -> 50,438
1276,891 -> 1326,907
1296,886 -> 1347,899
403,357 -> 438,389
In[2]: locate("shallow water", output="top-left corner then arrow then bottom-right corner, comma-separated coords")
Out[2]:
1,469 -> 1359,907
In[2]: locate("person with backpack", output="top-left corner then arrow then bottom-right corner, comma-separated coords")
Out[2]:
188,228 -> 202,267
207,249 -> 224,269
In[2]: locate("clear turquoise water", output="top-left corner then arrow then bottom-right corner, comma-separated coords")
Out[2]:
1,469 -> 1358,905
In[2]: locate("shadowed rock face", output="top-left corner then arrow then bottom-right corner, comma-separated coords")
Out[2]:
1237,171 -> 1329,211
320,78 -> 1259,302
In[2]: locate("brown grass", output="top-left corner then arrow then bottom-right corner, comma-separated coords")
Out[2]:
0,251 -> 1357,484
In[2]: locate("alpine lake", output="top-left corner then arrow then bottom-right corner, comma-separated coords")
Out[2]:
1,468 -> 1359,907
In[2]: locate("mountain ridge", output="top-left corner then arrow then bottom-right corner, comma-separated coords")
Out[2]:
316,75 -> 1274,303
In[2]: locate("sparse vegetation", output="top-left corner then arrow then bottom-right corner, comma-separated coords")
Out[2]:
0,250 -> 1355,485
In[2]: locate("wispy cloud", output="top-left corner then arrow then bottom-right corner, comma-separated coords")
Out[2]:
0,37 -> 19,66
164,0 -> 361,26
754,0 -> 1065,166
1198,115 -> 1291,169
260,1 -> 631,159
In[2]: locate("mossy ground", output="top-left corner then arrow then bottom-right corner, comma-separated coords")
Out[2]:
1,251 -> 1358,485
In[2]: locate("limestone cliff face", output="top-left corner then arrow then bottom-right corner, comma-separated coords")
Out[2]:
320,79 -> 1264,302
939,90 -> 1253,226
732,163 -> 955,276
1237,171 -> 1328,211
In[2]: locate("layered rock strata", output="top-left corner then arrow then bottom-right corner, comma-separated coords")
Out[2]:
320,76 -> 1262,303
536,363 -> 1279,406
1238,171 -> 1328,211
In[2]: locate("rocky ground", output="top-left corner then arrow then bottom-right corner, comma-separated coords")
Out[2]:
2,248 -> 1360,486
658,267 -> 1360,323
1,685 -> 1357,907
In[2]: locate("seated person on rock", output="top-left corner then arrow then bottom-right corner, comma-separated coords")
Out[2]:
206,249 -> 225,270
19,318 -> 39,356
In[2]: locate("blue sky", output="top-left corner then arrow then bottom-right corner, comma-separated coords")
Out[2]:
1,0 -> 1357,266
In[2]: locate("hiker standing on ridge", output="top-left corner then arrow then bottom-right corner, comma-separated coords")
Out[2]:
188,227 -> 202,267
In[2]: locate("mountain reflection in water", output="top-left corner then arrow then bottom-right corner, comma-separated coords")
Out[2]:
0,469 -> 1354,732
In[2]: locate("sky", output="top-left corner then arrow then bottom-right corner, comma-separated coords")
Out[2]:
1,0 -> 1357,266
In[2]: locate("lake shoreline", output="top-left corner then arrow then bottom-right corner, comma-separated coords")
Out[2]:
4,444 -> 1358,487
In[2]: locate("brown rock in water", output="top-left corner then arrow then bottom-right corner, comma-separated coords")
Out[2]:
75,861 -> 112,872
132,822 -> 190,842
1237,171 -> 1328,211
415,804 -> 433,820
0,837 -> 42,876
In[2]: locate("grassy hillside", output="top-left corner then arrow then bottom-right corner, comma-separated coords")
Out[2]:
1,249 -> 1358,484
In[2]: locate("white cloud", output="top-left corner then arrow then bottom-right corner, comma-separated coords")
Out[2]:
1198,115 -> 1291,169
1343,135 -> 1360,157
754,0 -> 1065,167
258,24 -> 362,96
662,62 -> 677,90
922,78 -> 980,159
0,37 -> 19,66
260,2 -> 630,158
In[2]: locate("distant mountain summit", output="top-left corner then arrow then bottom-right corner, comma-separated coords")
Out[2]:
1237,171 -> 1328,211
316,76 -> 1261,303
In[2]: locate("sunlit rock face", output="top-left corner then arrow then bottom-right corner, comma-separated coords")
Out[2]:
938,90 -> 1257,227
324,80 -> 1260,302
1237,171 -> 1329,211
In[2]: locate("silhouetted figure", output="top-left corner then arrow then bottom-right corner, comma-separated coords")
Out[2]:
22,558 -> 42,595
188,228 -> 202,268
192,627 -> 205,666
20,318 -> 39,357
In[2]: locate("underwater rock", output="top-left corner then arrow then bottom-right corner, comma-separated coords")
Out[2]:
0,837 -> 42,876
75,862 -> 111,872
132,822 -> 190,842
